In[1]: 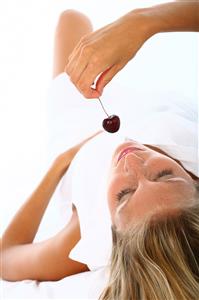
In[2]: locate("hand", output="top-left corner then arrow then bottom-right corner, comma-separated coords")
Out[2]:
65,10 -> 153,99
54,130 -> 103,175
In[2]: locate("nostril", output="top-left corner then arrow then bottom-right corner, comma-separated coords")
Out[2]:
124,154 -> 144,174
125,153 -> 144,163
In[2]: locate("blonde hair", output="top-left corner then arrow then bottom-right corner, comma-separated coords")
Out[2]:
100,184 -> 199,300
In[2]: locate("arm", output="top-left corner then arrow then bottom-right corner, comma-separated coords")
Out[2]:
2,159 -> 69,249
1,131 -> 102,281
1,206 -> 88,281
145,1 -> 199,32
65,1 -> 199,98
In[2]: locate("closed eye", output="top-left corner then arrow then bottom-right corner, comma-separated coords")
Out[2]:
116,188 -> 135,203
116,169 -> 173,203
155,169 -> 173,181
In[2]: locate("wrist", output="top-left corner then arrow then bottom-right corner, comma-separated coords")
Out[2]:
130,7 -> 166,38
121,7 -> 161,44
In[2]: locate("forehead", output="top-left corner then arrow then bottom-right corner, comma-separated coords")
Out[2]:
115,179 -> 194,223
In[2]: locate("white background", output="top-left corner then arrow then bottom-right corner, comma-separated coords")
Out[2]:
0,0 -> 198,235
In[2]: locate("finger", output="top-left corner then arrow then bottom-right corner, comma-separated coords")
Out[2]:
69,43 -> 97,85
76,130 -> 104,149
75,60 -> 111,98
67,57 -> 101,99
95,64 -> 123,94
66,34 -> 95,81
65,40 -> 84,74
79,86 -> 101,99
76,72 -> 102,99
66,50 -> 96,98
80,130 -> 104,144
67,130 -> 103,158
65,49 -> 82,76
67,34 -> 87,64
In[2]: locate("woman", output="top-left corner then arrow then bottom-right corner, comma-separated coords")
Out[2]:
1,2 -> 199,300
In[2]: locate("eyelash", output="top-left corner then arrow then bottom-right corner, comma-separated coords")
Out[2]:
116,169 -> 173,203
156,169 -> 173,180
116,188 -> 134,202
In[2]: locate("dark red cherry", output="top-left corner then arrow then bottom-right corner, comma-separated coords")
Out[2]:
102,115 -> 120,133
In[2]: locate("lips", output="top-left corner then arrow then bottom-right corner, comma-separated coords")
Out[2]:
117,146 -> 143,163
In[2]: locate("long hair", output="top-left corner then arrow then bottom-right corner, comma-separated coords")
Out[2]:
99,184 -> 199,300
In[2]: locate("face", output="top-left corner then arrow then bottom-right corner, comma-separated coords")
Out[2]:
107,140 -> 195,230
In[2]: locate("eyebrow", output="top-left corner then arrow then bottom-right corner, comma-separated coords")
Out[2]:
166,177 -> 187,184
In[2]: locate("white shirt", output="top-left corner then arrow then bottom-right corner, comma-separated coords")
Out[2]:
49,74 -> 198,271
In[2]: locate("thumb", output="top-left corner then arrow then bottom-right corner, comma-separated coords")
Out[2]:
96,64 -> 122,94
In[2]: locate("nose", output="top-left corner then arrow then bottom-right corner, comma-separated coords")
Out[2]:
124,153 -> 145,176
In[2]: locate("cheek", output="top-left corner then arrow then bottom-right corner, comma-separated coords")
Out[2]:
107,179 -> 118,208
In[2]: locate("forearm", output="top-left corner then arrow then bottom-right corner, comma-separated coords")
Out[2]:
2,158 -> 67,249
138,1 -> 199,35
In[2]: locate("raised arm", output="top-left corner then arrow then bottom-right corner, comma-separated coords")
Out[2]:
65,1 -> 199,98
1,131 -> 102,281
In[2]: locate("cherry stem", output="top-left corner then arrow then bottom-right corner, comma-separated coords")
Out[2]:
98,97 -> 109,117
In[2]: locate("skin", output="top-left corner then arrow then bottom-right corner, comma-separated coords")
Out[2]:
1,11 -> 94,281
1,6 -> 198,281
65,1 -> 199,98
107,141 -> 196,230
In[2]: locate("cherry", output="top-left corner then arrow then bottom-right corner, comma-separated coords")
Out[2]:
102,115 -> 120,133
98,98 -> 120,133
